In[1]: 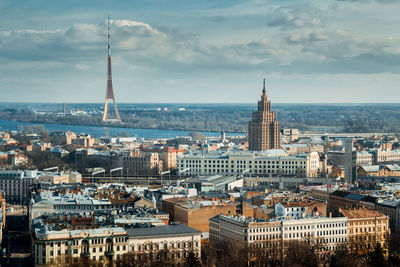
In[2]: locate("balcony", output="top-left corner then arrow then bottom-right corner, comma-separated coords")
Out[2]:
105,250 -> 114,256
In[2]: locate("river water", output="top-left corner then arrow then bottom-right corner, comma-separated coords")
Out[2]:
0,119 -> 244,139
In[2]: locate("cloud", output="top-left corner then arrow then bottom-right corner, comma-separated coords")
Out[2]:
75,63 -> 91,71
1,16 -> 400,77
0,19 -> 168,62
268,3 -> 324,29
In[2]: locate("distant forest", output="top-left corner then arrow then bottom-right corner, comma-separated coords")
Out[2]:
0,103 -> 399,133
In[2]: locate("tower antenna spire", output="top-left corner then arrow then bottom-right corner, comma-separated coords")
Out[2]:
263,78 -> 266,95
107,16 -> 111,56
103,16 -> 122,123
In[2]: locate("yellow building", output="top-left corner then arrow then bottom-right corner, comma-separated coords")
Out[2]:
339,207 -> 389,256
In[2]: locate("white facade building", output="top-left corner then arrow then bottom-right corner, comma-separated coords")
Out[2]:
29,191 -> 134,227
209,214 -> 348,253
356,152 -> 373,166
0,170 -> 38,204
274,203 -> 306,219
34,227 -> 128,266
375,149 -> 400,163
127,225 -> 201,261
178,150 -> 321,178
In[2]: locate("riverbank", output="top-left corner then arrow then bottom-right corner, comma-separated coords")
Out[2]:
0,119 -> 245,139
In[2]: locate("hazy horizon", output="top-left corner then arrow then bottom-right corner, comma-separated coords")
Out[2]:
1,102 -> 400,105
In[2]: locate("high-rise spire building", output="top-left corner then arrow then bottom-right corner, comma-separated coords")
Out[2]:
248,78 -> 281,151
102,17 -> 122,123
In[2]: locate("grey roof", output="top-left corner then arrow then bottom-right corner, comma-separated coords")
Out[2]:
344,193 -> 365,201
386,164 -> 400,171
359,165 -> 380,172
127,224 -> 200,238
377,199 -> 400,208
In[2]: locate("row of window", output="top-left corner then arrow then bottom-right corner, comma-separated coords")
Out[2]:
182,159 -> 303,165
135,241 -> 199,251
316,229 -> 346,236
249,234 -> 280,241
247,227 -> 279,233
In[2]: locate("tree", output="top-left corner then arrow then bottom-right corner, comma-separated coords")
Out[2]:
184,250 -> 201,267
284,240 -> 318,267
368,243 -> 387,267
202,240 -> 248,267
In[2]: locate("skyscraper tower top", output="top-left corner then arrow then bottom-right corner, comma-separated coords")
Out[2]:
248,78 -> 281,151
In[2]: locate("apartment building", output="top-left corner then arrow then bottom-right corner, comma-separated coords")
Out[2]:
127,224 -> 201,261
209,214 -> 348,253
178,150 -> 320,178
0,170 -> 39,204
374,149 -> 400,164
34,227 -> 128,266
29,190 -> 136,226
376,198 -> 400,231
339,207 -> 389,255
327,191 -> 376,216
162,197 -> 237,232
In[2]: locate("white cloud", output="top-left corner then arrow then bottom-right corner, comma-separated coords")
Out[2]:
75,63 -> 91,71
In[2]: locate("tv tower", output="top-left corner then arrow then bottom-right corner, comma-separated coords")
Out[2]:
102,17 -> 122,123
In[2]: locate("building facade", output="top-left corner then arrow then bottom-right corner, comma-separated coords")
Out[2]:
339,208 -> 389,255
0,170 -> 38,204
34,227 -> 128,266
209,214 -> 348,254
127,225 -> 201,262
375,199 -> 400,232
162,197 -> 237,232
178,150 -> 320,178
248,79 -> 280,151
374,148 -> 400,164
122,152 -> 163,176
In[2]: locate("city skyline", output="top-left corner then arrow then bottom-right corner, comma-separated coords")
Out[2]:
1,0 -> 400,103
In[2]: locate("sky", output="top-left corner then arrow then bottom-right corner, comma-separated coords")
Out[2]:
0,0 -> 400,103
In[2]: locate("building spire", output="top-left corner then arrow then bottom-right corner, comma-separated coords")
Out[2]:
107,16 -> 111,56
262,78 -> 266,96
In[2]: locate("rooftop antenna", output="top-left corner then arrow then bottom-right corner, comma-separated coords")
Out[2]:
262,78 -> 266,96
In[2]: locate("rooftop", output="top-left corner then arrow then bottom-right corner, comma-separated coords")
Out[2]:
127,224 -> 200,238
339,207 -> 386,219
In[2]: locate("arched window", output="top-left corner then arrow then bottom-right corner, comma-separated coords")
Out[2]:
106,238 -> 113,252
82,240 -> 89,253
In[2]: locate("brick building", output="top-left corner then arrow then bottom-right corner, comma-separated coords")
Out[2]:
327,191 -> 376,216
162,197 -> 237,232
